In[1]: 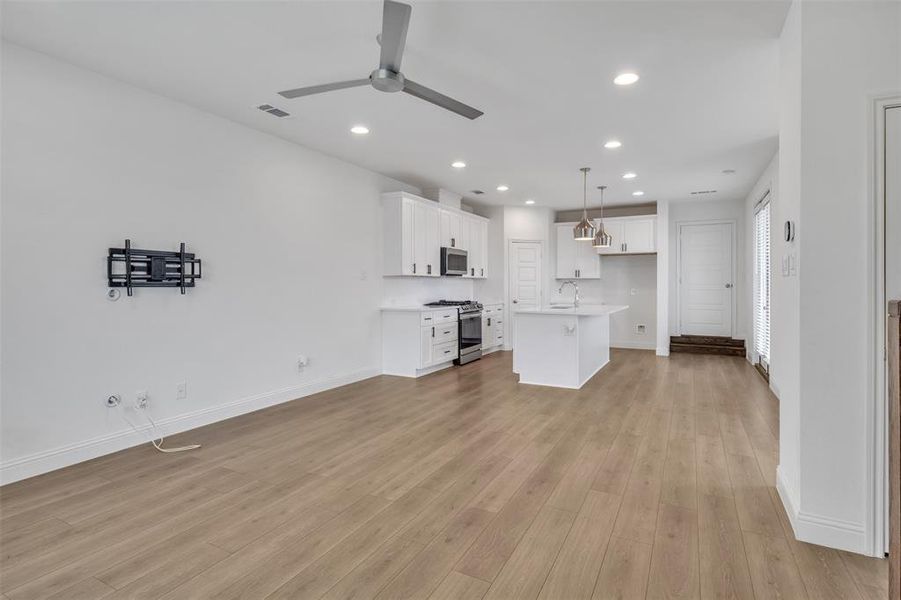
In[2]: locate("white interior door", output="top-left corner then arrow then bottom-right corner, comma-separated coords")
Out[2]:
679,222 -> 734,336
509,241 -> 542,348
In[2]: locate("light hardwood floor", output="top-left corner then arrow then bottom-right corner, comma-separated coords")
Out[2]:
0,350 -> 887,599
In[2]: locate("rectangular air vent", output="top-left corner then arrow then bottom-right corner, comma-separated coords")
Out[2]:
257,104 -> 291,118
690,189 -> 718,195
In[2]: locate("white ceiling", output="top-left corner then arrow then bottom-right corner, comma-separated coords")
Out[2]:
1,1 -> 787,210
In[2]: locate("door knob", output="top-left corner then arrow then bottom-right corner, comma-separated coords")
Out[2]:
513,299 -> 519,304
725,283 -> 733,288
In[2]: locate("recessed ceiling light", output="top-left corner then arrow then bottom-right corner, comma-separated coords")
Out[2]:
525,199 -> 535,205
632,190 -> 645,196
451,161 -> 466,169
350,125 -> 369,135
622,172 -> 637,179
614,73 -> 640,86
604,140 -> 622,149
497,185 -> 509,192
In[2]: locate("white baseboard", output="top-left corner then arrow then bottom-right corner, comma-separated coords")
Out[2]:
0,367 -> 380,486
776,465 -> 871,555
611,341 -> 657,350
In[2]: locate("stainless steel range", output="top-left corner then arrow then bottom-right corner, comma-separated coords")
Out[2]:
423,300 -> 483,365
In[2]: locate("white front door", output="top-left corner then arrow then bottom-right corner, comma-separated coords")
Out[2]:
509,241 -> 542,348
679,223 -> 734,336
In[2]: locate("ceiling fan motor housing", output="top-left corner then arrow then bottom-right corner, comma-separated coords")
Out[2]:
370,68 -> 405,93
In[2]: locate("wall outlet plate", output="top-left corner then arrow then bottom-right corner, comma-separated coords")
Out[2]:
176,382 -> 187,400
636,324 -> 646,334
135,390 -> 148,409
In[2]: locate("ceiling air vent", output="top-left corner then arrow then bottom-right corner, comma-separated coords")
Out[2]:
257,104 -> 291,118
690,189 -> 718,195
471,190 -> 485,195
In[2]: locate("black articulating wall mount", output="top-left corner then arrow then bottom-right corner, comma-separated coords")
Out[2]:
107,239 -> 202,296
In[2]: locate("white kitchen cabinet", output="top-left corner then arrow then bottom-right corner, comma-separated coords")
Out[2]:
596,216 -> 657,255
383,308 -> 458,377
465,217 -> 488,278
384,192 -> 489,278
555,222 -> 601,279
481,303 -> 505,352
413,201 -> 440,276
383,192 -> 440,276
440,209 -> 467,250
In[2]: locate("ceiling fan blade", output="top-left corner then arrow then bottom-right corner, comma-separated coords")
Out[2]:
278,78 -> 370,99
379,0 -> 411,72
402,79 -> 484,120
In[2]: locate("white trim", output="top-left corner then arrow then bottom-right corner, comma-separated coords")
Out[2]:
778,466 -> 869,554
611,341 -> 657,350
871,94 -> 901,557
675,219 -> 738,338
0,367 -> 380,485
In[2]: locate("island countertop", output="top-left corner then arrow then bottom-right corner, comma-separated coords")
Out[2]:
514,304 -> 629,316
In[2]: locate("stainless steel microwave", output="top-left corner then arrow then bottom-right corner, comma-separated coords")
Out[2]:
440,247 -> 468,276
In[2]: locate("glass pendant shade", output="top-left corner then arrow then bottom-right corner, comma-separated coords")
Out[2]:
573,167 -> 595,241
592,184 -> 612,248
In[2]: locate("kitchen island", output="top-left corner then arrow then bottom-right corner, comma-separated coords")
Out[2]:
513,304 -> 629,389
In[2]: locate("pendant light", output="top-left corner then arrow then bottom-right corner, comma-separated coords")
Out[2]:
573,167 -> 596,241
592,185 -> 613,248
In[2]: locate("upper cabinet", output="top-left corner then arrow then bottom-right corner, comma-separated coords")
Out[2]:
555,222 -> 601,279
382,192 -> 488,278
596,216 -> 657,255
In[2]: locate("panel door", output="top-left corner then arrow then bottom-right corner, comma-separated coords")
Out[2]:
419,326 -> 434,367
679,222 -> 734,336
576,228 -> 601,279
510,241 -> 543,349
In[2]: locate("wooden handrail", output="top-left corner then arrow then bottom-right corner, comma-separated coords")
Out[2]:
890,300 -> 900,600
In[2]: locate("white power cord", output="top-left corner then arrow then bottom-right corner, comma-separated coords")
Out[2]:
117,402 -> 201,454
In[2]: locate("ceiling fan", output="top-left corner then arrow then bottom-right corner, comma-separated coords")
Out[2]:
278,0 -> 484,120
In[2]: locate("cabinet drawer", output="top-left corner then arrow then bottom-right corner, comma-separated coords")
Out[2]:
421,310 -> 457,326
434,341 -> 458,362
430,323 -> 458,345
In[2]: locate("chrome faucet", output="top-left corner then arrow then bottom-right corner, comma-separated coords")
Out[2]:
558,280 -> 580,307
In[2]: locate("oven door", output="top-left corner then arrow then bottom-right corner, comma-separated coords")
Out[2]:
456,311 -> 482,364
441,247 -> 468,276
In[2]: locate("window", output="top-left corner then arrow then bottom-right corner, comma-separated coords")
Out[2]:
754,195 -> 771,368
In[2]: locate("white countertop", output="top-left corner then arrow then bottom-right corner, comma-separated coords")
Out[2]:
380,305 -> 431,312
514,304 -> 629,316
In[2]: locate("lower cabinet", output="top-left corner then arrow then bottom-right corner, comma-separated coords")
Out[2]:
482,303 -> 505,352
382,308 -> 458,377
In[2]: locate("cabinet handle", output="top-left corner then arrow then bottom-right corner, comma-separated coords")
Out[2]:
487,318 -> 491,326
432,326 -> 435,338
451,237 -> 455,247
625,243 -> 628,252
413,263 -> 417,274
471,268 -> 474,276
427,264 -> 432,275
481,268 -> 484,276
444,350 -> 451,354
424,316 -> 432,321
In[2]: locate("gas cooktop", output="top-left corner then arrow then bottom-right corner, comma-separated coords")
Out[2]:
424,300 -> 483,312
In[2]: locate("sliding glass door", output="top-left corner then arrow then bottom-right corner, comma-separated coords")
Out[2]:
754,195 -> 771,370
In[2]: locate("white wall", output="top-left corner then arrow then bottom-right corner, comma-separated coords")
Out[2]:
0,43 -> 418,483
776,0 -> 901,555
668,198 -> 747,340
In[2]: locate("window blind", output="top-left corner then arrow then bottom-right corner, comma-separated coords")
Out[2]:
754,199 -> 771,364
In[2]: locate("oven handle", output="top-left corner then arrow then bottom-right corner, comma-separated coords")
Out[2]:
459,312 -> 482,320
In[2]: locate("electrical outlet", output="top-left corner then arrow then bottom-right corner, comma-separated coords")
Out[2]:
135,390 -> 148,409
630,288 -> 638,296
298,355 -> 309,370
636,324 -> 646,334
176,381 -> 187,400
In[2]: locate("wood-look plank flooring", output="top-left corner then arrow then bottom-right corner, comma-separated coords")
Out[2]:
0,350 -> 887,599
